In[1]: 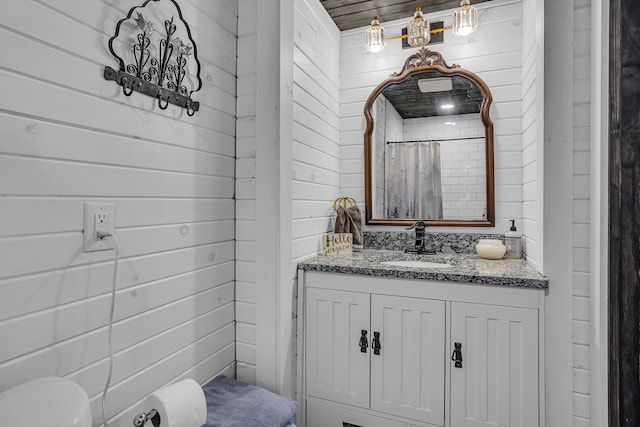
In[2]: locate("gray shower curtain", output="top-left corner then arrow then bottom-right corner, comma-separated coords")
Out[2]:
385,141 -> 443,219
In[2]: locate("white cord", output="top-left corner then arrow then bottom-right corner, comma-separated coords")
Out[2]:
101,235 -> 119,427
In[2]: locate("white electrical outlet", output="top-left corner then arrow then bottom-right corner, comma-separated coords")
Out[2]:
83,202 -> 116,252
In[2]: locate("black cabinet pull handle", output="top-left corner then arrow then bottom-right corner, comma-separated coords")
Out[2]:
359,330 -> 368,353
343,423 -> 363,427
451,342 -> 463,368
372,331 -> 381,355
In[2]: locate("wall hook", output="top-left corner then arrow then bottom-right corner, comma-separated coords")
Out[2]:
103,0 -> 203,115
157,96 -> 169,110
121,77 -> 134,96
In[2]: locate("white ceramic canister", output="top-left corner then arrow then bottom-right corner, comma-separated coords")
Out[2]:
475,239 -> 506,260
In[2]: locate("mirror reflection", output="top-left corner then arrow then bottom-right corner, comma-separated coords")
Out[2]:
364,48 -> 494,227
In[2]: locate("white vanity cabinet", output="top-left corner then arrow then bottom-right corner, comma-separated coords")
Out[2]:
298,270 -> 544,427
305,288 -> 445,425
449,302 -> 539,427
370,294 -> 446,424
305,287 -> 371,409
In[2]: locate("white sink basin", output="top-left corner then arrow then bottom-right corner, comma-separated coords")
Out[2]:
381,260 -> 453,269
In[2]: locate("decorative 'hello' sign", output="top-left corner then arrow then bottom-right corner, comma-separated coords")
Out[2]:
322,233 -> 353,257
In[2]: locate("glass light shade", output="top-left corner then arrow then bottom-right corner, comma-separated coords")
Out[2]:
407,7 -> 430,47
365,17 -> 386,53
452,0 -> 478,36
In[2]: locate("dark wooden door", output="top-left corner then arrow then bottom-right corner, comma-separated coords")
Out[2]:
609,1 -> 640,425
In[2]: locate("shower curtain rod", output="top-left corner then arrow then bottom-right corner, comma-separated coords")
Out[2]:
386,136 -> 485,144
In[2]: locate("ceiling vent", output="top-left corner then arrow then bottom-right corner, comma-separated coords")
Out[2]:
417,77 -> 453,93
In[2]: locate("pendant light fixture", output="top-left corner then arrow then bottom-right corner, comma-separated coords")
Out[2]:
407,7 -> 430,47
364,16 -> 387,53
364,1 -> 480,53
452,0 -> 478,36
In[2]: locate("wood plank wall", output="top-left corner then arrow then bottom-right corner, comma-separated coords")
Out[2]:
236,0 -> 259,385
235,0 -> 340,386
338,0 -> 529,244
543,0 -> 599,425
521,0 -> 543,270
0,1 -> 238,425
291,0 -> 341,263
609,0 -> 640,424
571,1 -> 594,425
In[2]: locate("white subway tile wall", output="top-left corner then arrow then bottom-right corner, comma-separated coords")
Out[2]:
404,113 -> 486,219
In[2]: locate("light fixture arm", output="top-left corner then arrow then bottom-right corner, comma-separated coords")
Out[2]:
387,26 -> 452,41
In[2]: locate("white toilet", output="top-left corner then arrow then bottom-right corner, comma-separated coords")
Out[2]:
0,377 -> 92,427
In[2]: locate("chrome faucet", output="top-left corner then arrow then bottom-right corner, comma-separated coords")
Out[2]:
405,221 -> 435,254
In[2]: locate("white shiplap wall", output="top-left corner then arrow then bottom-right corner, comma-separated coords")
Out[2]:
291,0 -> 341,264
521,0 -> 544,269
339,0 -> 524,234
0,1 -> 238,426
235,0 -> 258,385
289,0 -> 341,395
235,0 -> 340,387
543,0 -> 600,425
572,0 -> 593,425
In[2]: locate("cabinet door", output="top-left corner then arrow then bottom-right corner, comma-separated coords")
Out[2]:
370,295 -> 446,425
305,288 -> 371,408
450,302 -> 538,427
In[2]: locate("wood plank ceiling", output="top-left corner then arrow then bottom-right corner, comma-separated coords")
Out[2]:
322,0 -> 494,118
321,0 -> 492,31
382,73 -> 484,119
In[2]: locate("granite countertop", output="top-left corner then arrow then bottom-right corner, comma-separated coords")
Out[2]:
298,249 -> 549,289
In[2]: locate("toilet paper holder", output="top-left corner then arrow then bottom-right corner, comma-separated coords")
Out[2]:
133,409 -> 159,427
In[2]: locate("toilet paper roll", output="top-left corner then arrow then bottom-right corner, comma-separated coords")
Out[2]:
145,379 -> 207,427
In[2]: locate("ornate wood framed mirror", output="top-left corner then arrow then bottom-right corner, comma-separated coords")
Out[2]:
364,48 -> 495,227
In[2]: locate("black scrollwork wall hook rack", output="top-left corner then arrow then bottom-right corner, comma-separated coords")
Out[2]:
103,0 -> 202,116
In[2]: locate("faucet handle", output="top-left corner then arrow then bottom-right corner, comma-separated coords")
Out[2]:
404,221 -> 435,254
406,221 -> 427,231
404,221 -> 434,254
